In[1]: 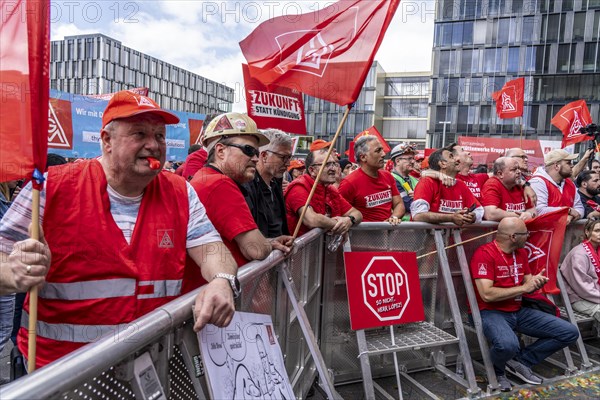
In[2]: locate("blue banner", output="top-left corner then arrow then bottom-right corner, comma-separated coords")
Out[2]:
48,89 -> 205,161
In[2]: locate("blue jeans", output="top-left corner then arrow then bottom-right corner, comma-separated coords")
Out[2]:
0,294 -> 15,353
480,307 -> 579,375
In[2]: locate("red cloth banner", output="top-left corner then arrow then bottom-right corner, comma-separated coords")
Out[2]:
188,119 -> 205,145
348,125 -> 391,163
242,64 -> 306,135
492,77 -> 524,119
240,0 -> 400,106
550,100 -> 593,148
48,98 -> 74,150
344,252 -> 425,330
524,208 -> 569,295
0,0 -> 50,184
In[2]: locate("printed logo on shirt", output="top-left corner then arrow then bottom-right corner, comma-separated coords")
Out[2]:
505,202 -> 526,213
439,199 -> 463,213
478,263 -> 487,275
463,181 -> 481,198
365,190 -> 392,208
158,229 -> 174,248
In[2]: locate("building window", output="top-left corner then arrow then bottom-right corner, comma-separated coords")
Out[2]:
544,14 -> 560,42
583,43 -> 598,71
557,44 -> 571,72
507,47 -> 520,73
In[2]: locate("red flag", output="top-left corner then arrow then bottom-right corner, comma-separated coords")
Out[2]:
0,0 -> 50,185
524,208 -> 569,294
347,126 -> 390,163
551,100 -> 593,148
492,77 -> 524,119
239,0 -> 400,106
242,64 -> 307,135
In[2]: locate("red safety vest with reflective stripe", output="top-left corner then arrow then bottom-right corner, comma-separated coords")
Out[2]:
537,176 -> 576,207
18,160 -> 189,367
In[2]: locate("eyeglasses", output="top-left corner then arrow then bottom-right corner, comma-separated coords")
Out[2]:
311,161 -> 340,169
224,143 -> 259,158
267,150 -> 292,163
511,155 -> 529,160
513,231 -> 530,237
398,157 -> 415,162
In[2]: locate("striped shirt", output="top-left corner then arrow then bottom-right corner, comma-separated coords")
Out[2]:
0,177 -> 221,253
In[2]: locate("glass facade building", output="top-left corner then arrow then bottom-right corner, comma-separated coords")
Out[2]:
431,0 -> 600,147
50,34 -> 234,115
303,62 -> 431,152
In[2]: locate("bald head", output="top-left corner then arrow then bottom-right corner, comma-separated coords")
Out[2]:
496,217 -> 528,249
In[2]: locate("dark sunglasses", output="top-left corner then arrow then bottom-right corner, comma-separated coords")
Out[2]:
224,143 -> 259,158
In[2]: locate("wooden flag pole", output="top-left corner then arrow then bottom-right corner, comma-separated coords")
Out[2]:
416,230 -> 497,260
519,116 -> 524,146
292,105 -> 352,240
27,188 -> 41,372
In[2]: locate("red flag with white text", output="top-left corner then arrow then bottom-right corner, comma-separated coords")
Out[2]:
524,208 -> 569,294
242,64 -> 306,135
0,0 -> 50,185
551,100 -> 593,148
492,77 -> 524,119
239,0 -> 400,106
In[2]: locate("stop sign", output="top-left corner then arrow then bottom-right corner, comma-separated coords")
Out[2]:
362,256 -> 410,322
344,252 -> 424,330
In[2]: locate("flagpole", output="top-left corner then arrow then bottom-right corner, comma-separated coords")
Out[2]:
28,188 -> 41,372
519,116 -> 523,147
292,105 -> 352,240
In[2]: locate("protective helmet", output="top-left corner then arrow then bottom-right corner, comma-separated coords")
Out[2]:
203,113 -> 269,149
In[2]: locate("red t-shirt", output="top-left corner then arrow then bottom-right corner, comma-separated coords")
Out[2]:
470,242 -> 531,312
456,173 -> 488,199
182,148 -> 208,179
338,169 -> 400,222
190,167 -> 257,267
413,177 -> 479,213
285,175 -> 352,236
481,177 -> 532,213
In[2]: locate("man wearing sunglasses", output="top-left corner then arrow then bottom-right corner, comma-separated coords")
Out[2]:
189,113 -> 293,274
285,148 -> 362,237
243,128 -> 293,238
528,149 -> 584,223
470,217 -> 579,391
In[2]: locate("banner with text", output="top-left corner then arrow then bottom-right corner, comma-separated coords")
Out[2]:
457,136 -> 573,168
47,89 -> 205,160
242,64 -> 306,135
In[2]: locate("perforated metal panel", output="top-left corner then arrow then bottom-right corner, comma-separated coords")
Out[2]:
60,367 -> 135,400
168,346 -> 198,400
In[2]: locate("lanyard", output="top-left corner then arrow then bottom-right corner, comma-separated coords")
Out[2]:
494,241 -> 520,285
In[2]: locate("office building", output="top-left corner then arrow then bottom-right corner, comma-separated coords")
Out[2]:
50,34 -> 234,115
430,0 -> 600,148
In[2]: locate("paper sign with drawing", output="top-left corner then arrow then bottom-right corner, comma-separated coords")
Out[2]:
198,312 -> 295,400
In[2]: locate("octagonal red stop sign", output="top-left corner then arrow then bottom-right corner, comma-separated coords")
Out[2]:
344,252 -> 424,330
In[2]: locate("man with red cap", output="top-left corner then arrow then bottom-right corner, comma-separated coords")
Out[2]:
0,90 -> 237,367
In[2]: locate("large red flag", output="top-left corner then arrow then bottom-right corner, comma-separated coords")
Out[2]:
524,208 -> 569,294
347,125 -> 391,162
491,77 -> 524,119
551,100 -> 593,148
0,0 -> 50,186
239,0 -> 400,106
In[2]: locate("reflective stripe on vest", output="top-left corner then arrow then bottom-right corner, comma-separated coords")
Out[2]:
39,279 -> 136,300
37,279 -> 182,301
138,280 -> 182,299
21,310 -> 119,343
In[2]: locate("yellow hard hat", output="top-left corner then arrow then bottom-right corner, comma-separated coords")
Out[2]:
203,113 -> 269,148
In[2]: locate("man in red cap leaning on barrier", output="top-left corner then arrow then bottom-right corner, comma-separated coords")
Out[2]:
0,90 -> 237,368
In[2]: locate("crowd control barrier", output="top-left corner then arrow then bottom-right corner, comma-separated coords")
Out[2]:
1,221 -> 597,400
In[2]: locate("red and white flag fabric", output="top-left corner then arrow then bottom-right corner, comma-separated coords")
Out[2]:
347,125 -> 391,162
491,77 -> 524,119
242,64 -> 307,135
239,0 -> 400,106
524,208 -> 569,294
551,100 -> 593,148
0,0 -> 50,186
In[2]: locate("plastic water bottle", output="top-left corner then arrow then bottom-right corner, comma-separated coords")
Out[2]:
328,234 -> 344,252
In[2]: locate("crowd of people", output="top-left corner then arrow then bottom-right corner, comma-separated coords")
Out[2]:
0,92 -> 597,391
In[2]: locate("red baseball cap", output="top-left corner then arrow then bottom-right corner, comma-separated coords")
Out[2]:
310,139 -> 332,152
287,159 -> 305,172
102,90 -> 180,128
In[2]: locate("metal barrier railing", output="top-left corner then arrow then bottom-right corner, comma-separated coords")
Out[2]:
1,221 -> 595,400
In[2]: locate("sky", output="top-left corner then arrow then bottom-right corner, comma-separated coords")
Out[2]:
49,0 -> 436,111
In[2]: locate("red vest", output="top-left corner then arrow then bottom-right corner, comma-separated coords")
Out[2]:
538,176 -> 576,207
18,160 -> 189,367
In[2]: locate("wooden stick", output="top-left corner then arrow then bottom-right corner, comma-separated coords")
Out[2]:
27,188 -> 41,372
292,105 -> 352,240
416,229 -> 497,260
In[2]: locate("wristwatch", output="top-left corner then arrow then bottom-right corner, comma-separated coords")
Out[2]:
213,273 -> 241,298
348,215 -> 357,226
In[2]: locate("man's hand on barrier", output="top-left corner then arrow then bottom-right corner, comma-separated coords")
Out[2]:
270,235 -> 293,254
330,216 -> 352,234
452,209 -> 475,226
193,278 -> 235,332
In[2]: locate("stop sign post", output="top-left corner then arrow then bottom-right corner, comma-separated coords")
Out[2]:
344,252 -> 424,330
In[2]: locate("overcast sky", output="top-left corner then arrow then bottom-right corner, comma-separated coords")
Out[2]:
50,0 -> 436,111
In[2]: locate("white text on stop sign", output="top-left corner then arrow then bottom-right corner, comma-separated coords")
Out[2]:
367,273 -> 404,297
